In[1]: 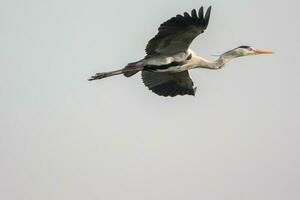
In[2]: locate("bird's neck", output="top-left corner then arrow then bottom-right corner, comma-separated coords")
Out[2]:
213,50 -> 239,69
198,50 -> 238,70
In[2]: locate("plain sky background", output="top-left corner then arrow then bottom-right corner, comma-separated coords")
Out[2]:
1,0 -> 300,199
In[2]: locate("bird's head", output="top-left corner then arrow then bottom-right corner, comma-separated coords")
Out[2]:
233,46 -> 274,57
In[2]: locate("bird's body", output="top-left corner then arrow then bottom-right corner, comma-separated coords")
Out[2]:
89,6 -> 273,97
134,49 -> 209,73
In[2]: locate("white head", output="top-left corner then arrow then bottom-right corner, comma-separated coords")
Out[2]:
214,46 -> 274,69
232,46 -> 274,57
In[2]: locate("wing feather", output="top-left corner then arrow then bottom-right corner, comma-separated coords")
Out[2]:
142,71 -> 196,97
145,6 -> 212,56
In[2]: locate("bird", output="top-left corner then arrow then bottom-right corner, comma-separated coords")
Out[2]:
88,6 -> 273,97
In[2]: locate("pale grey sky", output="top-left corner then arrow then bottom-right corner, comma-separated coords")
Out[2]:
1,0 -> 300,200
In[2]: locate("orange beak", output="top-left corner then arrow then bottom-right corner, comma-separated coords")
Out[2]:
253,48 -> 274,54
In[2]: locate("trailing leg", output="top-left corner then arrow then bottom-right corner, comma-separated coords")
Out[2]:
88,62 -> 144,81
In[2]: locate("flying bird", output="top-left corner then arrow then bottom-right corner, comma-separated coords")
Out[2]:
89,6 -> 273,97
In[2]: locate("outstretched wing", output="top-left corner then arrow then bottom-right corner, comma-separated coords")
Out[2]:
142,71 -> 196,97
145,6 -> 212,56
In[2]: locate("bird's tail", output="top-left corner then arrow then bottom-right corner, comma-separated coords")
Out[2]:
88,61 -> 144,81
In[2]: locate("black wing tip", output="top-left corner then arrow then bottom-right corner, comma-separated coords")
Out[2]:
162,6 -> 212,26
196,6 -> 212,14
147,86 -> 197,97
149,91 -> 196,97
198,6 -> 212,13
180,6 -> 212,18
143,81 -> 197,97
184,12 -> 190,18
206,6 -> 212,15
188,6 -> 212,20
204,6 -> 212,27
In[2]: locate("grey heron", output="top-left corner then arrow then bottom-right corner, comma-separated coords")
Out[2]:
89,6 -> 273,97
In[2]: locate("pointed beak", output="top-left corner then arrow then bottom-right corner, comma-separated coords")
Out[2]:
253,48 -> 274,54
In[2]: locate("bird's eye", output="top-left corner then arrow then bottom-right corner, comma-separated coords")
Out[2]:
248,47 -> 254,51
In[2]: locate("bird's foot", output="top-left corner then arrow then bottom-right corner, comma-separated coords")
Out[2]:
88,73 -> 107,81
